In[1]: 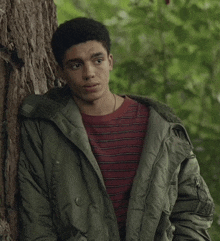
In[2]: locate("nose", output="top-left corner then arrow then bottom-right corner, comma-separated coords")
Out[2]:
83,63 -> 95,80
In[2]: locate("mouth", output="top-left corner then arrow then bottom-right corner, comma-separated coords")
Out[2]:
83,83 -> 99,92
83,83 -> 99,88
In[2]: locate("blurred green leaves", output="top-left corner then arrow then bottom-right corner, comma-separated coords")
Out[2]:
55,0 -> 220,239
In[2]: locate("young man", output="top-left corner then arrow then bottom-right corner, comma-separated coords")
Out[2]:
19,17 -> 214,241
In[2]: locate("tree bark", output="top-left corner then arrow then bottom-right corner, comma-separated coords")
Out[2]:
0,0 -> 58,240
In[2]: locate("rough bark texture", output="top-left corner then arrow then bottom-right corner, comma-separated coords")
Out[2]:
0,0 -> 58,240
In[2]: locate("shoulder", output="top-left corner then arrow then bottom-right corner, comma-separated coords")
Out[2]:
127,95 -> 182,124
20,85 -> 71,119
128,95 -> 195,146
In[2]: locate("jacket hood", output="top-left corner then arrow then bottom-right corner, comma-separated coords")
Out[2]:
20,85 -> 182,124
20,85 -> 71,120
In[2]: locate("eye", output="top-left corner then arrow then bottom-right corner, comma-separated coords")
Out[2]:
68,62 -> 82,70
94,58 -> 103,65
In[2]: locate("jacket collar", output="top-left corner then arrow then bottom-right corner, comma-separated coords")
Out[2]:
127,94 -> 182,124
20,85 -> 192,153
20,85 -> 182,124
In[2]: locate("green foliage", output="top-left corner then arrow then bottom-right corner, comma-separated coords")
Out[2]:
55,0 -> 220,239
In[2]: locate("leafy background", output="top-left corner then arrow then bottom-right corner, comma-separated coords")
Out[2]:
54,0 -> 220,239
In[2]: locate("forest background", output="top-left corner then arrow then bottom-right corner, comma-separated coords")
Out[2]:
54,0 -> 220,239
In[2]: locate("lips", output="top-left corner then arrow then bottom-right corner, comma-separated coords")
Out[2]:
83,83 -> 99,92
84,83 -> 99,88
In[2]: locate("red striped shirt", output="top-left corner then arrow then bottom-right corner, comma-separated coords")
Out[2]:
82,96 -> 149,240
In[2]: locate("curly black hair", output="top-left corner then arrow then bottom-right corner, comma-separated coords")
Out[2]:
51,17 -> 111,67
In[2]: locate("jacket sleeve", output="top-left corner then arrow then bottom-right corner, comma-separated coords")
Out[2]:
18,119 -> 57,241
171,153 -> 214,241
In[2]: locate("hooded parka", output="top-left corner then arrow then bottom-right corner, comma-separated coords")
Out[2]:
18,86 -> 214,241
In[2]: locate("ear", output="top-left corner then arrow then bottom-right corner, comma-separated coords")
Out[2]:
58,65 -> 65,79
57,65 -> 67,84
108,54 -> 113,71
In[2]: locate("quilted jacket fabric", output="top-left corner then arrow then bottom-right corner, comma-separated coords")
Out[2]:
18,86 -> 214,241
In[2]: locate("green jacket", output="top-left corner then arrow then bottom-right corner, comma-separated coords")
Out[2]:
19,86 -> 214,241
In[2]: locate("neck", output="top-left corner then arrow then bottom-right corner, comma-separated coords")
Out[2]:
73,91 -> 120,116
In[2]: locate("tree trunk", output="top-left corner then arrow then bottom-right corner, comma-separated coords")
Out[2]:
0,0 -> 58,240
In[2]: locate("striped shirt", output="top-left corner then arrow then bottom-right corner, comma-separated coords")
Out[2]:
82,96 -> 149,240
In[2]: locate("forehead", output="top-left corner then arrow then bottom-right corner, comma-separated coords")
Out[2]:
64,40 -> 107,62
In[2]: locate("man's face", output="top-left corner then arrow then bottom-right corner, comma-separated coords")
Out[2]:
60,40 -> 113,104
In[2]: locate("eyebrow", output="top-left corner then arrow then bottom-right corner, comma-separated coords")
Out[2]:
65,52 -> 104,66
91,52 -> 104,58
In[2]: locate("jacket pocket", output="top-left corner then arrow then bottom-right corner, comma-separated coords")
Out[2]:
194,176 -> 214,216
171,173 -> 214,217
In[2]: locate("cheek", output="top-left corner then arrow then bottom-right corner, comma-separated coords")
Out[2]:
98,71 -> 109,83
105,70 -> 111,81
65,72 -> 81,84
100,66 -> 110,78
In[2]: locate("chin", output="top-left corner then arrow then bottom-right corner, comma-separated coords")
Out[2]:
86,96 -> 102,103
76,93 -> 102,104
